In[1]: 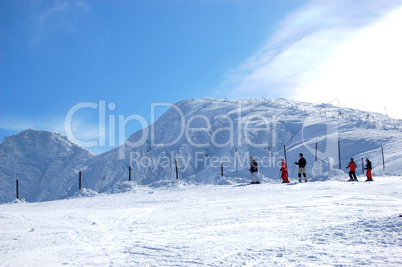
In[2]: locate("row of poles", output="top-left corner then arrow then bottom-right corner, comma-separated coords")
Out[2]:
77,162 -> 180,192
284,142 -> 385,174
14,143 -> 387,199
286,142 -> 385,171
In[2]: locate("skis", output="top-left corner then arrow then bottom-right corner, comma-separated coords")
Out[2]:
338,180 -> 374,182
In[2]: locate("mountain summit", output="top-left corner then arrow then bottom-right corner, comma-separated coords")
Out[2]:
1,99 -> 401,203
0,129 -> 93,203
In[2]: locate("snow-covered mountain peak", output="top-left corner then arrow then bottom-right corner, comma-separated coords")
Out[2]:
1,98 -> 401,203
2,129 -> 93,156
0,129 -> 93,203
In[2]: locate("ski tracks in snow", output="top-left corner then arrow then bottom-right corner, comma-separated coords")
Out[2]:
1,177 -> 401,266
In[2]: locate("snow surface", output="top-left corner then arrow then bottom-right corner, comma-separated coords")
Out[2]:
1,98 -> 401,203
1,176 -> 401,266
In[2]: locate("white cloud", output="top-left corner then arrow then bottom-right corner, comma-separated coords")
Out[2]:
225,0 -> 402,118
0,116 -> 65,133
28,0 -> 91,45
300,7 -> 402,118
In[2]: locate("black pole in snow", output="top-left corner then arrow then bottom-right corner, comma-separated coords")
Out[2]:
381,144 -> 385,173
221,163 -> 223,177
16,179 -> 19,199
175,160 -> 178,179
362,158 -> 365,175
129,165 -> 131,182
235,147 -> 238,178
79,171 -> 82,191
338,141 -> 341,168
315,143 -> 318,161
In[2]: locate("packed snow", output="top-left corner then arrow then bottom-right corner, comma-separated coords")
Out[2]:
1,176 -> 401,266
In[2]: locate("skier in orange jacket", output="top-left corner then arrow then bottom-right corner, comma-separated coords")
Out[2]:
346,158 -> 358,181
280,159 -> 290,183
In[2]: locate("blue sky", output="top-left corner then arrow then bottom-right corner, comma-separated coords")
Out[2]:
1,0 -> 401,154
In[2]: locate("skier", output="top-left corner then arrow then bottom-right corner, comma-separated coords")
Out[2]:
364,158 -> 373,181
346,158 -> 358,181
295,153 -> 307,183
249,157 -> 260,184
280,159 -> 290,183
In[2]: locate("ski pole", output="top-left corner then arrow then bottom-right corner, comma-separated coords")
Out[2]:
277,170 -> 281,183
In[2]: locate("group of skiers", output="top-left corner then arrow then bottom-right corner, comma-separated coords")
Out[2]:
249,154 -> 374,184
278,153 -> 307,183
346,158 -> 373,182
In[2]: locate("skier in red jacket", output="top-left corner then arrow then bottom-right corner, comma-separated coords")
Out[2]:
365,158 -> 373,181
280,159 -> 290,183
346,158 -> 358,181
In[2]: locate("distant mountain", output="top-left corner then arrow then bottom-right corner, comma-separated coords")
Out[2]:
1,99 -> 401,203
0,129 -> 93,203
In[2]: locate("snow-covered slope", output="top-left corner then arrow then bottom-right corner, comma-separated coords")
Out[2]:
0,130 -> 93,203
81,98 -> 402,191
1,177 -> 401,266
1,98 -> 401,203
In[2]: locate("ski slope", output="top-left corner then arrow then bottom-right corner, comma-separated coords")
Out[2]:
1,176 -> 401,266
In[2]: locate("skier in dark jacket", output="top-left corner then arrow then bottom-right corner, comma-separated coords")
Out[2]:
346,158 -> 358,181
295,153 -> 307,183
364,158 -> 373,181
249,157 -> 260,184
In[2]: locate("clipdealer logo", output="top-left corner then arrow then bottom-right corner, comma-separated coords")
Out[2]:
64,100 -> 284,171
